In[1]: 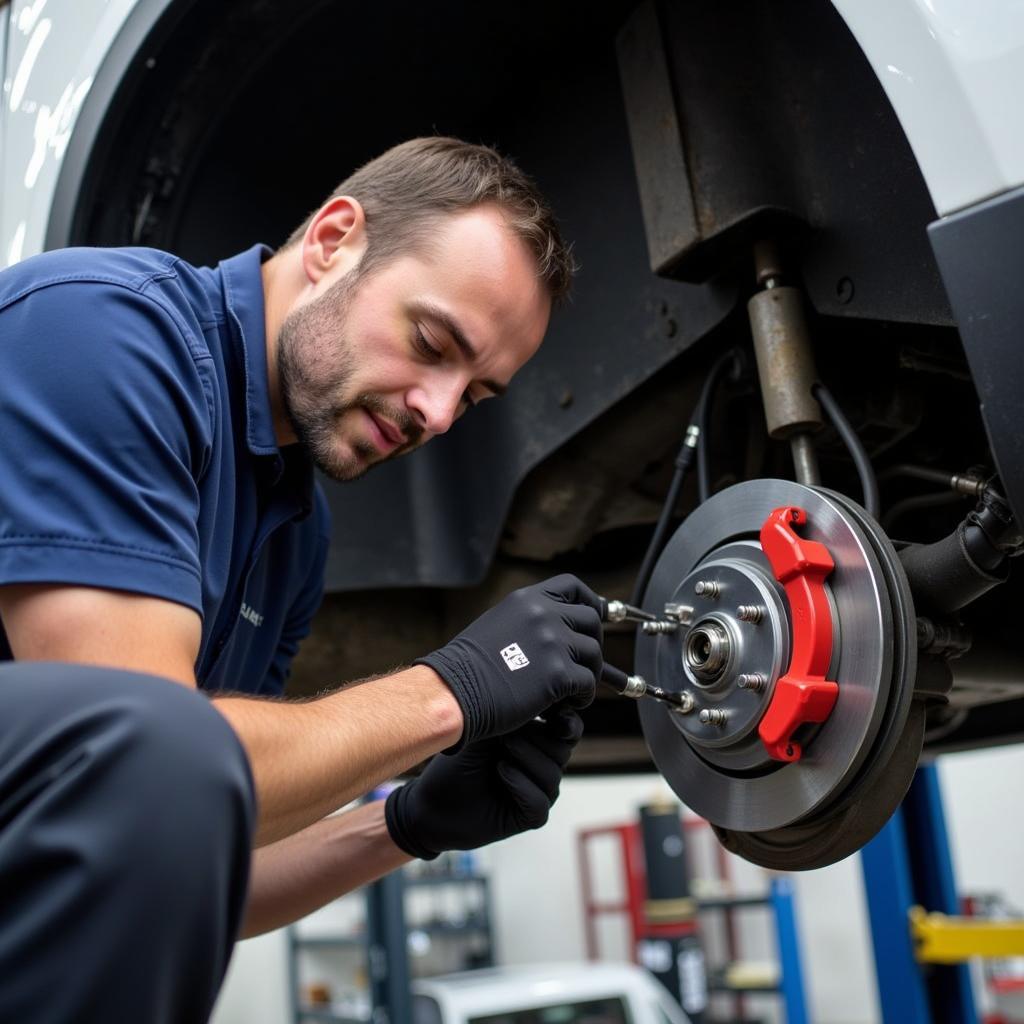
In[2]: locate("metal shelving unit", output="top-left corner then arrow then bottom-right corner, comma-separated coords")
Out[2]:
288,867 -> 494,1024
578,818 -> 808,1023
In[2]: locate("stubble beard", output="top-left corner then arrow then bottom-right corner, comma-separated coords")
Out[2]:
276,267 -> 421,482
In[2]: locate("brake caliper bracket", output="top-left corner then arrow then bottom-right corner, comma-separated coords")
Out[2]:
758,506 -> 838,762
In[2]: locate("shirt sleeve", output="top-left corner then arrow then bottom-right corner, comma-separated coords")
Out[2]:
0,279 -> 213,614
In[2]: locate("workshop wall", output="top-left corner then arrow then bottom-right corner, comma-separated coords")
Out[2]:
940,745 -> 1024,925
213,927 -> 289,1024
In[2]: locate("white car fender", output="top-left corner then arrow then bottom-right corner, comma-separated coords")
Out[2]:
832,0 -> 1024,217
2,0 -> 139,268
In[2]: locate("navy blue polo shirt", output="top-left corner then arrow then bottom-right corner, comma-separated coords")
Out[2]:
0,244 -> 331,695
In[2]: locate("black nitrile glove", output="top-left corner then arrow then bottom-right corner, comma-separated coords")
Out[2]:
416,574 -> 603,750
385,709 -> 584,860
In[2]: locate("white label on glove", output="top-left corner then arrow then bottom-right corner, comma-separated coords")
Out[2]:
500,643 -> 530,671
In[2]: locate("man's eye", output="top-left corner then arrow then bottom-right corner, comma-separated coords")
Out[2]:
414,326 -> 441,359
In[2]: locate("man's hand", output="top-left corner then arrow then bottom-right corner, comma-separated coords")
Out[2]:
384,709 -> 583,860
416,573 -> 603,750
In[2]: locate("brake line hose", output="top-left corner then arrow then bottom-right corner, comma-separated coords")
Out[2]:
631,349 -> 742,605
812,380 -> 880,519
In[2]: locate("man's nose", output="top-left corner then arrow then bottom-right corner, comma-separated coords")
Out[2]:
408,380 -> 464,438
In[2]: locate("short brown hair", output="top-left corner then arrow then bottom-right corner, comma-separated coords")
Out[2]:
283,136 -> 576,302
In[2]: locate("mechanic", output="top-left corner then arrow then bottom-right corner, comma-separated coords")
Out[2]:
0,136 -> 604,1023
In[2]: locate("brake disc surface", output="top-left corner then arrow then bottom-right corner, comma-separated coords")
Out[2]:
637,480 -> 916,839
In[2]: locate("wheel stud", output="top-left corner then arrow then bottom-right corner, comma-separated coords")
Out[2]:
737,672 -> 767,693
736,605 -> 765,623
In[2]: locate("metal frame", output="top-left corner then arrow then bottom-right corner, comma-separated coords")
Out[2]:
770,877 -> 809,1024
911,908 -> 1024,964
577,818 -> 810,1023
860,764 -> 978,1024
365,872 -> 413,1024
288,868 -> 494,1023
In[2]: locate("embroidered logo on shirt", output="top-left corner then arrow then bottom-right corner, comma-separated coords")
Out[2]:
240,602 -> 264,628
500,643 -> 530,671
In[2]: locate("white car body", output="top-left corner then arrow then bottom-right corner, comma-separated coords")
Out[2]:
411,963 -> 691,1024
2,0 -> 137,267
832,0 -> 1024,216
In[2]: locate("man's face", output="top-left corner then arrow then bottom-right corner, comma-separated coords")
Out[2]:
277,205 -> 551,481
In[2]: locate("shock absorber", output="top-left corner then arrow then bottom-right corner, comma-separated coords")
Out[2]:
746,240 -> 824,486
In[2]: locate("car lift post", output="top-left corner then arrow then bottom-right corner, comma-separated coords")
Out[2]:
860,764 -> 978,1024
770,876 -> 809,1024
365,869 -> 413,1023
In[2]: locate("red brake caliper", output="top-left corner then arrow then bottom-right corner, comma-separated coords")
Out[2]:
757,506 -> 839,762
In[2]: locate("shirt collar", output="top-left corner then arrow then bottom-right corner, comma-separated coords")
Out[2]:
219,244 -> 315,516
219,243 -> 280,458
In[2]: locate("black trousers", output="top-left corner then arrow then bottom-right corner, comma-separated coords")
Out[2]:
0,662 -> 256,1023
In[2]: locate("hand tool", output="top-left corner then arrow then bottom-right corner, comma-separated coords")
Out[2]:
600,663 -> 694,713
596,595 -> 693,711
597,597 -> 656,624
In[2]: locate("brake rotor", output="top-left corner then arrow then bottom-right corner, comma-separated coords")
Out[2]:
636,479 -> 920,870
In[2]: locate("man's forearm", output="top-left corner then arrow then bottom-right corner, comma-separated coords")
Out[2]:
213,665 -> 461,846
241,800 -> 411,938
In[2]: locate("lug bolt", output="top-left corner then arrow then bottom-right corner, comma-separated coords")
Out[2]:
642,620 -> 678,635
736,605 -> 765,624
737,673 -> 767,693
694,580 -> 720,598
664,603 -> 694,624
699,708 -> 728,726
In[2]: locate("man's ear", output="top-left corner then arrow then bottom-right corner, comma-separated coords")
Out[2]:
300,196 -> 368,285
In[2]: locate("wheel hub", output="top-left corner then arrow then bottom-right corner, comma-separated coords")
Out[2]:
636,479 -> 920,869
662,551 -> 792,770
